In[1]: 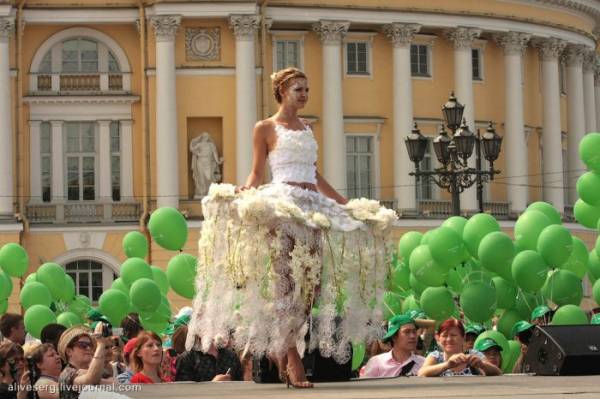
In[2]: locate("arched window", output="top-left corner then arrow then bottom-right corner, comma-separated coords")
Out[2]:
37,37 -> 121,74
65,259 -> 117,302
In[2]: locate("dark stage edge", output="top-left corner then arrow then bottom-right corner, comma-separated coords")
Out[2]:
124,374 -> 600,399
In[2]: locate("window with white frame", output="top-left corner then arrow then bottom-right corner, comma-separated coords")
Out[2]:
346,135 -> 374,199
275,40 -> 301,71
110,122 -> 121,202
41,122 -> 52,203
65,122 -> 96,201
416,139 -> 434,201
346,41 -> 369,75
562,133 -> 569,205
39,37 -> 121,74
472,48 -> 483,81
559,62 -> 567,95
411,44 -> 430,77
65,259 -> 117,303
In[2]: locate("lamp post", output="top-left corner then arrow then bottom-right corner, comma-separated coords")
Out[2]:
405,92 -> 503,216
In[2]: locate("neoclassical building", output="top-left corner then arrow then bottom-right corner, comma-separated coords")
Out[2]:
0,0 -> 599,311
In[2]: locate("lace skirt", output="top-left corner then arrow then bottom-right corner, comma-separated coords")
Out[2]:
185,183 -> 397,363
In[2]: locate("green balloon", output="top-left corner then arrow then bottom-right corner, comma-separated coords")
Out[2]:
504,340 -> 521,373
398,232 -> 423,262
98,289 -> 129,326
514,210 -> 552,251
382,291 -> 403,320
130,278 -> 161,313
120,257 -> 152,286
420,230 -> 434,246
408,245 -> 449,287
166,254 -> 197,299
19,282 -> 52,309
24,273 -> 37,285
463,214 -> 500,258
151,266 -> 169,295
574,199 -> 600,229
577,171 -> 600,206
589,250 -> 600,280
140,311 -> 170,334
479,232 -> 515,280
157,295 -> 172,320
36,263 -> 66,300
351,342 -> 366,371
428,227 -> 465,268
56,312 -> 82,328
512,250 -> 548,292
67,297 -> 90,318
579,132 -> 600,173
148,207 -> 188,251
442,216 -> 468,235
596,236 -> 600,257
497,309 -> 522,339
460,281 -> 497,323
400,294 -> 420,314
122,231 -> 149,259
493,277 -> 517,310
57,274 -> 76,303
561,237 -> 589,279
551,304 -> 588,325
542,269 -> 582,306
447,265 -> 467,295
0,299 -> 7,314
0,243 -> 29,278
537,225 -> 573,267
0,270 -> 13,300
420,286 -> 455,321
111,277 -> 129,295
592,279 -> 600,305
526,202 -> 562,226
24,305 -> 57,339
515,290 -> 545,320
474,330 -> 510,369
409,274 -> 427,298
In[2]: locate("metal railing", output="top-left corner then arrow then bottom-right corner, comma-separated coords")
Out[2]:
29,72 -> 130,93
415,199 -> 512,219
26,202 -> 140,224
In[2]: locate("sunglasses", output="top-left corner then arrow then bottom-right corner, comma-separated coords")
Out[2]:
73,341 -> 94,350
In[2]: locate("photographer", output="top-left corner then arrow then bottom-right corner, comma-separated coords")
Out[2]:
57,323 -> 112,399
0,342 -> 30,399
30,343 -> 62,399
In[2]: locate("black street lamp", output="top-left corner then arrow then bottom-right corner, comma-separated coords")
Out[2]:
405,92 -> 503,216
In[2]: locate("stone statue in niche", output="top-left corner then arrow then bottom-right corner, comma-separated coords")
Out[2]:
190,132 -> 223,198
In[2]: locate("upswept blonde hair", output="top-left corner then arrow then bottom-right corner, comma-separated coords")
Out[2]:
271,67 -> 307,103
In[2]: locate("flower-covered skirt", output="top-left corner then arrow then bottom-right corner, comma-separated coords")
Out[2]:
185,183 -> 397,363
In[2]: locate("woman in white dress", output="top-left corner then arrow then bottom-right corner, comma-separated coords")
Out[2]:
186,67 -> 397,388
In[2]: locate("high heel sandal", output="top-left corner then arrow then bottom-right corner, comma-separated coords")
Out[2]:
284,366 -> 314,389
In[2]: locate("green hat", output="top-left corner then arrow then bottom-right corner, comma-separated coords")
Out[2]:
510,320 -> 534,338
531,305 -> 551,320
591,314 -> 600,325
474,338 -> 503,352
382,314 -> 416,341
407,309 -> 426,320
465,323 -> 486,336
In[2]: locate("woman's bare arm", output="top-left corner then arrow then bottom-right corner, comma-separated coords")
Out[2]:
243,121 -> 270,189
315,171 -> 347,205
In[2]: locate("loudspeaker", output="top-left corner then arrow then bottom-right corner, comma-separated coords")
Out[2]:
523,325 -> 600,376
303,348 -> 352,382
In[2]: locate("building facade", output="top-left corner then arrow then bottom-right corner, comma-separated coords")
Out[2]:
0,0 -> 599,311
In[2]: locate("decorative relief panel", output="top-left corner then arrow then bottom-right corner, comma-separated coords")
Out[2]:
186,27 -> 221,61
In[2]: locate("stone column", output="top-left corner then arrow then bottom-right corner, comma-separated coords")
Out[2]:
383,23 -> 420,211
583,50 -> 597,133
313,20 -> 350,195
98,120 -> 112,203
50,121 -> 64,202
495,32 -> 531,214
445,27 -> 481,213
533,38 -> 566,212
120,120 -> 134,201
29,121 -> 42,203
0,18 -> 14,216
229,14 -> 260,185
151,15 -> 181,208
595,61 -> 600,131
564,44 -> 586,205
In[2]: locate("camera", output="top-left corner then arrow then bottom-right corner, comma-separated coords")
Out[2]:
101,322 -> 112,338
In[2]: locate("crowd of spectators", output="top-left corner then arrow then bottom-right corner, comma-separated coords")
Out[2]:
0,303 -> 598,397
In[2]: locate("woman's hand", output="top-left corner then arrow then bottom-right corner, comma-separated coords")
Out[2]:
467,355 -> 483,369
212,374 -> 231,382
446,353 -> 469,369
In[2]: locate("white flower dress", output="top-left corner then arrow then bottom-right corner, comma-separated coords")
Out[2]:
186,123 -> 398,363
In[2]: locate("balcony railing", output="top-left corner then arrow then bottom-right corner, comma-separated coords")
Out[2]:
26,202 -> 140,224
29,72 -> 131,94
416,200 -> 512,219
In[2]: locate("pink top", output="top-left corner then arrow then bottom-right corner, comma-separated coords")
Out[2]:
360,351 -> 425,378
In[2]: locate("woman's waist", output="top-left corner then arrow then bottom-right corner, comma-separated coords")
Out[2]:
280,181 -> 318,192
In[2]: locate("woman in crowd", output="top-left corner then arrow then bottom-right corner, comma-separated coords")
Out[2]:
474,338 -> 503,369
110,337 -> 126,378
0,342 -> 30,399
57,323 -> 112,399
130,331 -> 171,384
418,319 -> 502,377
31,343 -> 62,399
116,338 -> 137,384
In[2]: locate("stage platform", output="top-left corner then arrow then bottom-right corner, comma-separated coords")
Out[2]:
125,375 -> 600,398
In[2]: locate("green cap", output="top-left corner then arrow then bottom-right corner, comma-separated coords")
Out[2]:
591,314 -> 600,325
531,305 -> 551,320
474,338 -> 503,352
465,323 -> 486,336
407,309 -> 426,320
510,320 -> 534,338
383,314 -> 416,341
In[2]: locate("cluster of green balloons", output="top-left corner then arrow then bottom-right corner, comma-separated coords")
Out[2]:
0,243 -> 29,312
575,133 -> 600,228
